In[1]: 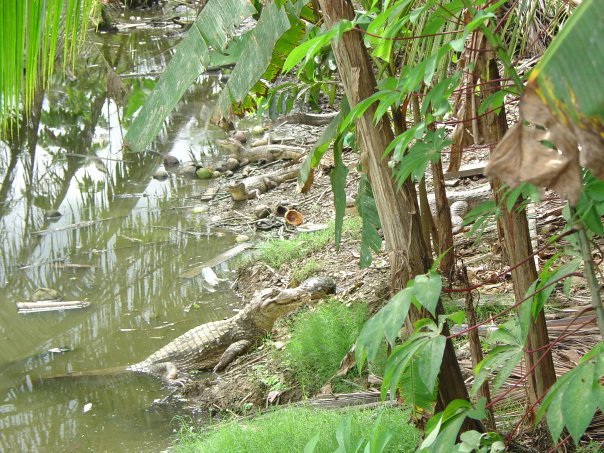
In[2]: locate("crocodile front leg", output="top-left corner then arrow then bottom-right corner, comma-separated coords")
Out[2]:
213,339 -> 252,372
147,362 -> 181,384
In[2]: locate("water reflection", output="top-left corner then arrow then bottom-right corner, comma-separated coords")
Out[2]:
0,23 -> 238,451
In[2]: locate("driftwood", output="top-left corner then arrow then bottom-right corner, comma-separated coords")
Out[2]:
226,164 -> 302,201
17,300 -> 90,313
180,242 -> 254,279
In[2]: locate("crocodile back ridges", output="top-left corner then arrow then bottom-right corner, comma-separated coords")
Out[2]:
130,318 -> 238,372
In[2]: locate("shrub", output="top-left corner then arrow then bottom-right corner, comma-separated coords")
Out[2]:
277,300 -> 367,396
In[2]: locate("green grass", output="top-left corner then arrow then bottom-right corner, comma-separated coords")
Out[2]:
174,406 -> 419,453
258,217 -> 362,269
276,300 -> 367,396
290,259 -> 320,286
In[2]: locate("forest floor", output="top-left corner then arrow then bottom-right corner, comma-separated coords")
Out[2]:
167,109 -> 602,449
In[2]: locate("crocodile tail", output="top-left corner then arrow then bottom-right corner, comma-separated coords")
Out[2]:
35,365 -> 130,383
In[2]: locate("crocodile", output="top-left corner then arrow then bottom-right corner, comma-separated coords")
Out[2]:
56,277 -> 336,385
226,164 -> 302,201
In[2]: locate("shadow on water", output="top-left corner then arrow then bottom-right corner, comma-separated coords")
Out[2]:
0,21 -> 239,451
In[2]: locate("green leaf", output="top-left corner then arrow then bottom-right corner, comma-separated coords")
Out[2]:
217,2 -> 295,114
303,434 -> 320,453
355,288 -> 412,371
355,314 -> 385,372
562,363 -> 599,444
422,74 -> 459,117
284,20 -> 353,72
413,271 -> 442,317
392,128 -> 448,187
478,90 -> 506,116
422,399 -> 474,453
330,138 -> 349,250
399,360 -> 437,411
298,108 -> 345,187
367,412 -> 393,453
335,415 -> 353,452
383,336 -> 429,400
381,289 -> 413,345
472,345 -> 523,395
530,0 -> 604,122
531,260 -> 580,319
536,343 -> 604,444
440,310 -> 465,326
417,335 -> 446,392
355,175 -> 382,268
465,11 -> 496,34
124,0 -> 256,152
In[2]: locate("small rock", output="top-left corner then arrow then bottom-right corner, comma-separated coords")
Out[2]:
196,168 -> 214,180
44,210 -> 62,220
251,125 -> 265,135
163,155 -> 180,167
153,170 -> 169,180
214,160 -> 227,172
213,171 -> 222,179
33,288 -> 62,301
232,131 -> 247,143
251,138 -> 268,147
239,158 -> 250,167
345,196 -> 355,207
254,204 -> 271,219
225,158 -> 240,172
225,170 -> 234,178
235,234 -> 250,243
445,179 -> 460,187
273,341 -> 285,350
180,164 -> 198,177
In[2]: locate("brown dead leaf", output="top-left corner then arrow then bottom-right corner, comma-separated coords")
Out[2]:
297,167 -> 314,194
485,85 -> 604,204
335,346 -> 356,377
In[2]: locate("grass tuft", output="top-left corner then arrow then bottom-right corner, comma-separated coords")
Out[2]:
173,406 -> 418,453
276,300 -> 367,396
257,217 -> 362,269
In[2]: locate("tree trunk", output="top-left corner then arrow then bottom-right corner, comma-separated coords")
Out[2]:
318,0 -> 482,431
484,59 -> 556,405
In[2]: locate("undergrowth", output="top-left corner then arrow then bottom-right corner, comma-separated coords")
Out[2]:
257,217 -> 362,269
174,406 -> 419,453
276,299 -> 367,396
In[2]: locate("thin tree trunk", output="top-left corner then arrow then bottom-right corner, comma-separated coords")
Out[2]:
412,93 -> 455,276
484,58 -> 556,405
430,157 -> 455,277
318,0 -> 482,431
460,265 -> 496,429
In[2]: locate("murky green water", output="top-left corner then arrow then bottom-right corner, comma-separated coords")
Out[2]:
0,21 -> 241,452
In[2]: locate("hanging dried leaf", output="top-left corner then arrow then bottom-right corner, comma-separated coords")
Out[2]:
486,0 -> 604,204
485,86 -> 604,204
